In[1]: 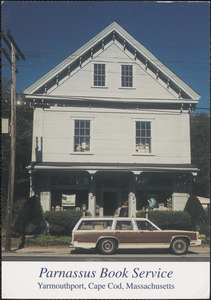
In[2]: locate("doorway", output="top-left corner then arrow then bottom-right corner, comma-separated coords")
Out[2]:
103,191 -> 118,216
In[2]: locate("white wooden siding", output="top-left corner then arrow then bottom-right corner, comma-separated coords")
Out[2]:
32,107 -> 191,164
49,43 -> 178,100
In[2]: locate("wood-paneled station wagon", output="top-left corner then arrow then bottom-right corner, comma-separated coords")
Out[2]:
70,217 -> 201,255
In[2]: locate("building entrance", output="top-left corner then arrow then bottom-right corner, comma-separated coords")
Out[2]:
103,191 -> 118,216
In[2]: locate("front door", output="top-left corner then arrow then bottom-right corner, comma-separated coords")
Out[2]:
103,191 -> 118,216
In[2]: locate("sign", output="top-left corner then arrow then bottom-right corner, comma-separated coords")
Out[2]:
62,194 -> 76,206
2,118 -> 9,134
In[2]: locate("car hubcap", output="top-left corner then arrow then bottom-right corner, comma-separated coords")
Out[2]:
175,242 -> 184,252
103,241 -> 112,251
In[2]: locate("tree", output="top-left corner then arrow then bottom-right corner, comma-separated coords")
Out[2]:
13,195 -> 46,249
184,195 -> 207,231
190,113 -> 210,198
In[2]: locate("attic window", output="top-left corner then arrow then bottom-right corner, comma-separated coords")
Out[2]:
94,64 -> 105,86
121,65 -> 133,87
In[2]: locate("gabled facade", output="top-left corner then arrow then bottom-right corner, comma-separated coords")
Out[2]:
24,22 -> 200,216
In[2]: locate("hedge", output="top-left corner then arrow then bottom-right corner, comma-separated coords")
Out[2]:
25,235 -> 70,247
44,210 -> 82,236
136,210 -> 192,230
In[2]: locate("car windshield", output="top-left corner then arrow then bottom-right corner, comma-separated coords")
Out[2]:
136,220 -> 158,231
78,220 -> 113,230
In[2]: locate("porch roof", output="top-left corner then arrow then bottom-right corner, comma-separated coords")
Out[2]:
27,162 -> 198,174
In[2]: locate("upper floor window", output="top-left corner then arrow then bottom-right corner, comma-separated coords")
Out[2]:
121,65 -> 133,87
74,120 -> 90,152
136,121 -> 151,153
94,64 -> 105,86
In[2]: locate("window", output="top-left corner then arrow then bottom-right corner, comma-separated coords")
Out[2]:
74,120 -> 90,152
121,65 -> 133,87
78,220 -> 113,230
94,64 -> 105,86
136,121 -> 151,153
115,221 -> 133,231
136,221 -> 158,231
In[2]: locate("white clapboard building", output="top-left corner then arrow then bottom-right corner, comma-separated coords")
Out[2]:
24,22 -> 200,216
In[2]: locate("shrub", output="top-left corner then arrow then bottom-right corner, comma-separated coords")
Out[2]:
25,235 -> 70,247
14,195 -> 46,235
136,210 -> 191,230
13,195 -> 46,248
199,222 -> 210,237
44,210 -> 82,236
184,195 -> 207,230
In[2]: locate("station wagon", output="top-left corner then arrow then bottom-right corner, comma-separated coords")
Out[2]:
70,217 -> 201,255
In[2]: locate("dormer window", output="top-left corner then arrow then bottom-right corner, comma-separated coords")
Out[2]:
94,64 -> 105,86
121,65 -> 133,87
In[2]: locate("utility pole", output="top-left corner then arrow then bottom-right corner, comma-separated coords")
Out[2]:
5,42 -> 16,252
2,31 -> 25,252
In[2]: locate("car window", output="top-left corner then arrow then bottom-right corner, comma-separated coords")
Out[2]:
78,220 -> 112,230
136,220 -> 158,231
115,221 -> 133,230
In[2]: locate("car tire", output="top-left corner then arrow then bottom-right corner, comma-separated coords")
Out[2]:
170,238 -> 188,255
97,239 -> 117,255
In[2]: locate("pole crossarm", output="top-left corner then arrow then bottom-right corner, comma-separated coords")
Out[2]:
7,30 -> 25,61
2,31 -> 20,61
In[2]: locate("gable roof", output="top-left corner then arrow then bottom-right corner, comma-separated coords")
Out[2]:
24,21 -> 200,102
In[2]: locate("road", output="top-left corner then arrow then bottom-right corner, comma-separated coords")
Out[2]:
2,247 -> 210,262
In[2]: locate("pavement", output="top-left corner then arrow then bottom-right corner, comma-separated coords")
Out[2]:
2,244 -> 210,255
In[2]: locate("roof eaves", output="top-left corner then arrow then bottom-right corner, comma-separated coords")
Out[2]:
23,21 -> 200,101
24,22 -> 119,94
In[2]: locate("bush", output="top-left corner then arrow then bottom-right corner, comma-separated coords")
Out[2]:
184,195 -> 207,230
25,235 -> 70,247
199,222 -> 210,237
13,195 -> 46,236
136,210 -> 191,230
44,210 -> 82,236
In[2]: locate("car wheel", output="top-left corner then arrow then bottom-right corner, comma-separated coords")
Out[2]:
98,239 -> 117,255
170,238 -> 188,255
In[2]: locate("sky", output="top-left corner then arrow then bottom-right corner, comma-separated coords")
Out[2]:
1,1 -> 210,114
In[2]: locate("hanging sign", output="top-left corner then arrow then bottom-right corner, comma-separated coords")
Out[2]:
62,194 -> 76,206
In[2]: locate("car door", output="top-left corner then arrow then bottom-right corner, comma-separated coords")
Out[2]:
113,220 -> 137,245
136,220 -> 164,244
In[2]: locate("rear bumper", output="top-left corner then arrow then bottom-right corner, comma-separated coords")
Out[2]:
190,240 -> 202,246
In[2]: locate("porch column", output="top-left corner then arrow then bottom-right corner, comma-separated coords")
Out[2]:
40,191 -> 51,212
128,174 -> 137,217
88,174 -> 96,216
128,192 -> 136,217
172,192 -> 189,211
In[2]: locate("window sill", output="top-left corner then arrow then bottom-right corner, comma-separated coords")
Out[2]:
70,152 -> 94,155
119,87 -> 136,90
91,86 -> 109,89
132,153 -> 155,156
